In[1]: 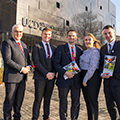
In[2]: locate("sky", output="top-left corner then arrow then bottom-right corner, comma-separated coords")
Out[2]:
111,0 -> 120,34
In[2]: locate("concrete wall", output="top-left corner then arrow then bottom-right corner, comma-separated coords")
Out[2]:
16,0 -> 116,43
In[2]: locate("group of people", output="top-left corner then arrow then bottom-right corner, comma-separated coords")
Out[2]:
1,24 -> 120,120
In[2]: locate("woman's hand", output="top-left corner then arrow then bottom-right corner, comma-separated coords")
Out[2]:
83,81 -> 87,87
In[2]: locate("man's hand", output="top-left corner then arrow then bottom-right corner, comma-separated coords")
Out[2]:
83,82 -> 87,87
46,72 -> 54,80
26,66 -> 31,72
101,73 -> 112,79
65,71 -> 74,79
22,66 -> 31,74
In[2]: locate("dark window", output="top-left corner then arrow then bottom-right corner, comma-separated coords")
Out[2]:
38,1 -> 40,9
66,20 -> 69,26
13,0 -> 17,3
56,2 -> 60,8
100,6 -> 102,10
113,24 -> 115,27
85,6 -> 88,11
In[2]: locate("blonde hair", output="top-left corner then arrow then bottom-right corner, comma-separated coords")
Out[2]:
84,33 -> 101,49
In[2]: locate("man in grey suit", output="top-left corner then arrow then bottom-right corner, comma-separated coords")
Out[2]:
1,24 -> 32,120
32,27 -> 56,120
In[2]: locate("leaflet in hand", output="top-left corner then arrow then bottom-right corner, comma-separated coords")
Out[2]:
103,55 -> 116,76
63,61 -> 80,80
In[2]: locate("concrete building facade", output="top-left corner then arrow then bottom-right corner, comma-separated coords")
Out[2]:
0,0 -> 116,51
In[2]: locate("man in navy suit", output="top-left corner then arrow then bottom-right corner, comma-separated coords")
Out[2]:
32,27 -> 56,120
100,25 -> 120,120
1,24 -> 31,120
54,30 -> 83,120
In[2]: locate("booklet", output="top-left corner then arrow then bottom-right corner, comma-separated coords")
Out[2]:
63,61 -> 80,80
103,55 -> 116,76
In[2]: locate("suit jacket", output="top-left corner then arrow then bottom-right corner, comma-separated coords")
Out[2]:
1,37 -> 31,83
54,43 -> 83,88
100,40 -> 120,86
32,42 -> 56,80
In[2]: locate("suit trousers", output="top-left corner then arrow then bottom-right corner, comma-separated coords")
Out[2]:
32,79 -> 55,120
3,79 -> 26,120
58,79 -> 80,120
104,85 -> 120,120
82,70 -> 101,120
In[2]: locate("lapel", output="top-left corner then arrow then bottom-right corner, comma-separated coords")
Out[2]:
112,40 -> 118,54
75,45 -> 79,60
39,42 -> 46,59
64,43 -> 72,61
104,44 -> 108,55
11,38 -> 25,58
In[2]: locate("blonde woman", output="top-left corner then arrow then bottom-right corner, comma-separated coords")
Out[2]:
80,33 -> 101,120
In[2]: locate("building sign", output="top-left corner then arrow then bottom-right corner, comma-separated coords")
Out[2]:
22,17 -> 64,36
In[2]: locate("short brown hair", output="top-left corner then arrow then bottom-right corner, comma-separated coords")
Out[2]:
102,25 -> 114,31
67,29 -> 77,36
42,27 -> 52,33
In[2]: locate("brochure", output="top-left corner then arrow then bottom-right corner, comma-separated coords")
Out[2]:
103,55 -> 116,76
63,61 -> 80,80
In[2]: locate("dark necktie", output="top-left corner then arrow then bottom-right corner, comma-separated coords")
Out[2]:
71,46 -> 75,61
18,42 -> 23,53
108,44 -> 112,54
46,43 -> 50,59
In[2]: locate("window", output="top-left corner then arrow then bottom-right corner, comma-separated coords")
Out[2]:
100,6 -> 102,10
113,24 -> 115,27
85,6 -> 88,11
38,1 -> 40,9
66,20 -> 69,26
56,2 -> 60,8
28,5 -> 30,11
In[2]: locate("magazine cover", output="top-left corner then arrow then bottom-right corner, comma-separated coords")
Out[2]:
103,55 -> 116,76
63,61 -> 80,80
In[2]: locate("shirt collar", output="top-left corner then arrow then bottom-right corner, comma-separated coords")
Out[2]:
67,43 -> 75,48
107,39 -> 116,48
12,37 -> 20,43
42,40 -> 50,46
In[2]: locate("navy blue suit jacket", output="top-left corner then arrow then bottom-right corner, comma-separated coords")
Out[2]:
54,43 -> 83,88
32,42 -> 56,80
100,40 -> 120,86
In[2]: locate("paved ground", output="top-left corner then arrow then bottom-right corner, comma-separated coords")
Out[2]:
0,73 -> 112,120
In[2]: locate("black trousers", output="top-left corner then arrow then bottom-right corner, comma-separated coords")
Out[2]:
58,79 -> 81,120
104,85 -> 120,120
3,80 -> 26,120
81,70 -> 101,120
32,79 -> 55,120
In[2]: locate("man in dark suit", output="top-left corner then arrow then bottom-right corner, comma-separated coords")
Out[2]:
54,30 -> 83,120
100,25 -> 120,120
32,27 -> 56,120
1,24 -> 32,120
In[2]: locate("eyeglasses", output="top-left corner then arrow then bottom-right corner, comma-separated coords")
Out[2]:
14,31 -> 23,34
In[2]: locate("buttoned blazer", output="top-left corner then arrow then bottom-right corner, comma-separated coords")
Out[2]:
32,42 -> 56,80
1,37 -> 31,83
100,40 -> 120,86
54,43 -> 83,88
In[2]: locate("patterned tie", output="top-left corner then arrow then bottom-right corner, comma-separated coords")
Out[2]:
18,42 -> 23,53
46,43 -> 50,59
108,44 -> 112,54
71,46 -> 75,61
